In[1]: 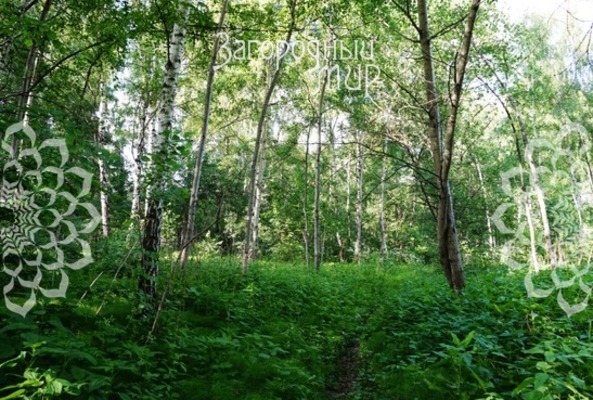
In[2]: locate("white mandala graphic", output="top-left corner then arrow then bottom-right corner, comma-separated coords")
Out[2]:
492,124 -> 593,317
1,122 -> 100,317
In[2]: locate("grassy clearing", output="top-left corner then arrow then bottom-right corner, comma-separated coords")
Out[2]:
1,259 -> 592,399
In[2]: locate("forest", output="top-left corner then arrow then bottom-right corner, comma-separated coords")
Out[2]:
2,0 -> 593,398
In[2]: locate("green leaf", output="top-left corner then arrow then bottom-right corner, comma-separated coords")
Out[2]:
0,389 -> 26,400
525,390 -> 546,400
544,351 -> 555,363
451,333 -> 461,346
534,373 -> 548,389
570,374 -> 586,388
461,331 -> 476,347
536,361 -> 551,372
512,377 -> 534,395
50,379 -> 63,394
0,352 -> 26,369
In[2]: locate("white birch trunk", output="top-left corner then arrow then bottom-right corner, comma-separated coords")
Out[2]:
140,4 -> 190,300
96,81 -> 110,237
251,124 -> 268,259
130,100 -> 149,218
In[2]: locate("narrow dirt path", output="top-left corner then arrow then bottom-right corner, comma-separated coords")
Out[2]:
326,339 -> 361,399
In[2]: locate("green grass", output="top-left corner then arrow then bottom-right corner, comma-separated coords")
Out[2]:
1,259 -> 593,399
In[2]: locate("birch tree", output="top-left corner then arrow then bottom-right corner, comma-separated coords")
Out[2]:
140,2 -> 190,300
96,80 -> 110,237
251,117 -> 269,260
130,50 -> 158,220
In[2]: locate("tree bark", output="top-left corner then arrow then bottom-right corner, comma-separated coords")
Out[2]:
251,121 -> 268,259
512,105 -> 556,268
417,0 -> 481,291
179,0 -> 229,268
302,125 -> 311,267
140,4 -> 190,301
346,152 -> 352,250
242,0 -> 296,274
380,137 -> 388,257
354,130 -> 363,264
11,0 -> 51,143
570,166 -> 583,232
131,51 -> 156,220
96,80 -> 110,237
336,232 -> 345,262
473,157 -> 494,251
328,117 -> 346,262
131,97 -> 150,219
523,185 -> 540,271
313,65 -> 328,271
581,139 -> 593,194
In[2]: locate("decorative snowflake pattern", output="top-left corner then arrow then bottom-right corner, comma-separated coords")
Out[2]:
1,122 -> 100,317
492,126 -> 593,317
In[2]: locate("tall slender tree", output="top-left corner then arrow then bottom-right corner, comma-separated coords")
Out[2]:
242,0 -> 297,274
302,124 -> 312,267
313,66 -> 329,271
140,2 -> 190,300
354,130 -> 364,263
96,80 -> 110,237
380,136 -> 388,257
12,0 -> 52,137
416,0 -> 481,290
180,0 -> 229,269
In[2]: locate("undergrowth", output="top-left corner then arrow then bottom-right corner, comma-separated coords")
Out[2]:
1,256 -> 592,399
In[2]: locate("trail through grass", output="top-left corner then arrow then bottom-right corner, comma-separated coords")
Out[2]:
1,259 -> 593,399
